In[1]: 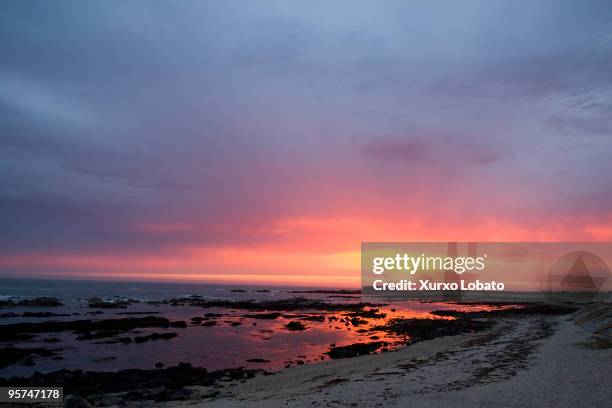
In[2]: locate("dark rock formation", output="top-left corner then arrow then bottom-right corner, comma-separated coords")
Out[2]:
326,342 -> 387,359
373,318 -> 492,342
0,316 -> 185,342
0,364 -> 264,398
243,312 -> 282,319
0,346 -> 58,368
0,297 -> 64,308
285,321 -> 307,331
134,332 -> 177,343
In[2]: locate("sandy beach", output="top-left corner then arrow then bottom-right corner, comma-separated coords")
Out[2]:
118,305 -> 611,408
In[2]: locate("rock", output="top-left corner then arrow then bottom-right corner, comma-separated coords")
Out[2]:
285,321 -> 307,331
0,316 -> 176,342
201,390 -> 220,398
202,321 -> 217,327
373,317 -> 492,342
16,297 -> 64,307
90,393 -> 122,406
64,395 -> 94,408
326,342 -> 387,359
246,358 -> 271,363
0,364 -> 260,397
146,386 -> 191,402
243,312 -> 283,319
349,317 -> 368,326
302,315 -> 326,322
22,312 -> 70,317
0,346 -> 58,369
88,301 -> 127,309
135,332 -> 178,343
87,297 -> 136,309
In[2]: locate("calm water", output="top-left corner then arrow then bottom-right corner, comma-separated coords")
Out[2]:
0,278 -> 489,378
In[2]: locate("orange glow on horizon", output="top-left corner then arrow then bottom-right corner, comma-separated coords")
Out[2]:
1,214 -> 611,287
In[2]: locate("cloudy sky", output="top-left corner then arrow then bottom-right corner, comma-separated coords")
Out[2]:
2,0 -> 612,285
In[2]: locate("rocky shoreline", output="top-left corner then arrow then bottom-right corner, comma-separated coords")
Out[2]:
0,297 -> 587,406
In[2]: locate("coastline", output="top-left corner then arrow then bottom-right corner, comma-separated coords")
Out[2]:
1,292 -> 610,407
163,306 -> 612,408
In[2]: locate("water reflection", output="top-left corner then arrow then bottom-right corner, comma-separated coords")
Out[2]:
0,300 -> 509,377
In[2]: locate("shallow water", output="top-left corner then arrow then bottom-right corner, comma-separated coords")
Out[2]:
0,279 -> 503,378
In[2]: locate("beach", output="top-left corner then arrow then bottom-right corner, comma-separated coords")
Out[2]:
1,281 -> 610,407
121,305 -> 612,408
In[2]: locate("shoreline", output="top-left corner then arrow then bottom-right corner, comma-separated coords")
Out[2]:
187,314 -> 609,408
173,304 -> 612,408
3,301 -> 605,406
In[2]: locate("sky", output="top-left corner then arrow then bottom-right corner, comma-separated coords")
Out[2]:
1,0 -> 612,287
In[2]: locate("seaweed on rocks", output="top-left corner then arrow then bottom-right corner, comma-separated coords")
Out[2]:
0,316 -> 185,342
0,364 -> 265,398
0,297 -> 64,308
243,312 -> 283,319
0,346 -> 59,368
285,321 -> 307,331
326,342 -> 387,359
373,318 -> 493,342
134,332 -> 178,343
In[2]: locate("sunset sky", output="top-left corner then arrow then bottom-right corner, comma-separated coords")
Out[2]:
2,1 -> 612,286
